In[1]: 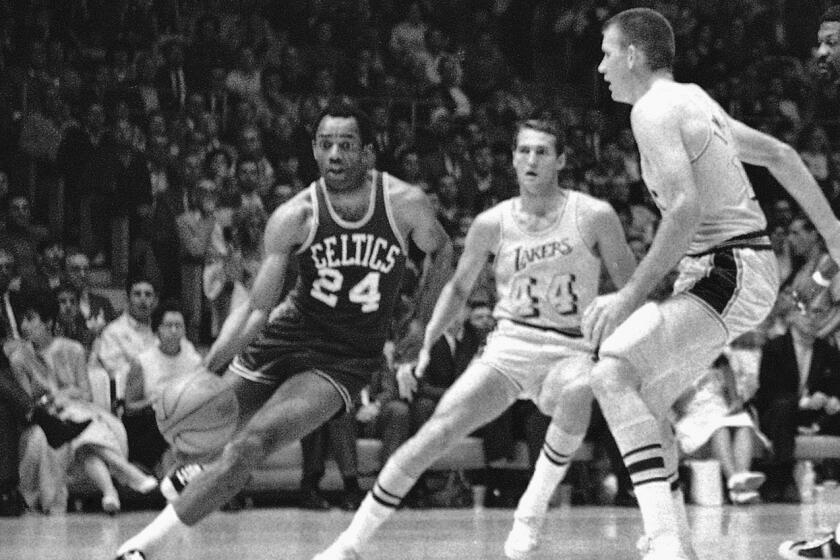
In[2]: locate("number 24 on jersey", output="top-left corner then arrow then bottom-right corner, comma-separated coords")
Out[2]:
311,268 -> 382,312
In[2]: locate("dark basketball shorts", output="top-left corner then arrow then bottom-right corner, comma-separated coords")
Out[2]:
229,301 -> 384,412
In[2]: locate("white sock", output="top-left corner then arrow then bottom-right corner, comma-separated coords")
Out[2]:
116,504 -> 187,557
515,427 -> 584,519
634,481 -> 679,540
612,417 -> 678,540
336,492 -> 396,551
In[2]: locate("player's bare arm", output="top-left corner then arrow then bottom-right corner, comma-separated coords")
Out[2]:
204,193 -> 312,372
583,199 -> 636,290
729,117 -> 840,263
414,208 -> 499,379
584,98 -> 700,347
389,178 -> 454,325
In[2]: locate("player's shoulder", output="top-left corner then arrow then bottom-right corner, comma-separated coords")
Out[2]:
571,190 -> 620,232
633,82 -> 699,123
570,189 -> 611,213
384,173 -> 429,207
264,184 -> 315,240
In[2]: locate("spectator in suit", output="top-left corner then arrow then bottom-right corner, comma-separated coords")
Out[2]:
53,282 -> 97,352
175,180 -> 223,342
421,128 -> 477,208
156,41 -> 190,115
32,237 -> 66,292
755,293 -> 840,502
64,249 -> 117,339
1,196 -> 48,286
469,142 -> 516,213
236,126 -> 275,200
56,102 -> 108,246
0,248 -> 25,357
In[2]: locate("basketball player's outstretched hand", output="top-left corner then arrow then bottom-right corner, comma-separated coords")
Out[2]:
582,292 -> 635,349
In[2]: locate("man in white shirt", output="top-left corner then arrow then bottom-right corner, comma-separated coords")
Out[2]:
90,277 -> 158,412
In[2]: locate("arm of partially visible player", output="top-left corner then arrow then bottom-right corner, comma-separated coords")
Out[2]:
583,104 -> 700,347
590,201 -> 636,290
729,118 -> 840,263
415,211 -> 498,378
203,203 -> 305,373
405,189 -> 455,326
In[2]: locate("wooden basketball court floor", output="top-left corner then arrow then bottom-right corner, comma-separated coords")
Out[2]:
1,503 -> 837,560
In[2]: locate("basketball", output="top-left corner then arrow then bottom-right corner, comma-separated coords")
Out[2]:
154,368 -> 239,457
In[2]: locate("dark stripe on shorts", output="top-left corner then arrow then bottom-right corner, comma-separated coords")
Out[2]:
627,457 -> 666,476
687,248 -> 738,315
507,319 -> 583,338
687,230 -> 771,258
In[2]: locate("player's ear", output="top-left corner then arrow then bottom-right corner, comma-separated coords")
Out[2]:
626,44 -> 637,69
555,151 -> 566,171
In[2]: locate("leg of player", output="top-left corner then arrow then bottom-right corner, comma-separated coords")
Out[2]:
505,359 -> 592,560
313,362 -> 521,560
115,371 -> 346,560
590,356 -> 686,560
659,418 -> 698,560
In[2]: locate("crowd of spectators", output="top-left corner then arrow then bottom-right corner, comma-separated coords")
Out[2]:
3,0 -> 840,514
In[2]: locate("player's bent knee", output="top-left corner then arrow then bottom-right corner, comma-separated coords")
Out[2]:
589,356 -> 640,399
539,375 -> 593,416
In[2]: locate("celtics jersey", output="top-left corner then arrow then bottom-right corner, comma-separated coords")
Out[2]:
493,192 -> 602,335
289,172 -> 407,356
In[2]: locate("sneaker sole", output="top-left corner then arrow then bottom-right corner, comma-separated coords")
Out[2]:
731,472 -> 766,493
778,539 -> 840,559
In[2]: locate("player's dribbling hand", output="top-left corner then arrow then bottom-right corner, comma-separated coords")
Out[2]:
581,291 -> 636,349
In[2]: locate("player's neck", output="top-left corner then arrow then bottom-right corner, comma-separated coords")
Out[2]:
631,71 -> 673,105
519,185 -> 565,216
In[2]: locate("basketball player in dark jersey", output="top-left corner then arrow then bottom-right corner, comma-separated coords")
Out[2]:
778,6 -> 840,560
115,99 -> 452,560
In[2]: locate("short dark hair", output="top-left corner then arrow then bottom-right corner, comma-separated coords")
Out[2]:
54,282 -> 80,301
151,299 -> 184,332
237,155 -> 259,172
606,8 -> 675,72
125,275 -> 158,296
37,236 -> 63,255
19,288 -> 59,325
513,117 -> 566,153
313,98 -> 374,147
822,6 -> 840,24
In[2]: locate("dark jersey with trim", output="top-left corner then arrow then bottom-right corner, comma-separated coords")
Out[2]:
288,171 -> 408,357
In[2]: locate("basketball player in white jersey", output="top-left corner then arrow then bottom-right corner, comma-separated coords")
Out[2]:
585,8 -> 840,560
313,117 -> 637,560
